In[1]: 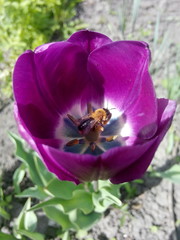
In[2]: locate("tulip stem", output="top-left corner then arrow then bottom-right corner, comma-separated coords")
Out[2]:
93,180 -> 99,192
83,182 -> 90,192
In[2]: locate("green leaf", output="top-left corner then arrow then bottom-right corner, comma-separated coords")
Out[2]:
43,206 -> 75,231
16,186 -> 49,200
70,209 -> 102,230
46,178 -> 77,199
93,192 -> 109,213
0,206 -> 10,220
24,211 -> 37,232
0,232 -> 18,240
93,188 -> 122,213
133,179 -> 144,184
0,187 -> 3,199
9,133 -> 44,186
76,229 -> 88,239
9,133 -> 53,186
29,198 -> 64,211
97,180 -> 121,199
13,163 -> 26,193
104,184 -> 121,198
98,180 -> 112,189
33,154 -> 54,185
30,190 -> 94,214
59,190 -> 94,214
17,229 -> 44,240
15,198 -> 37,233
9,133 -> 30,162
61,231 -> 70,240
153,164 -> 180,183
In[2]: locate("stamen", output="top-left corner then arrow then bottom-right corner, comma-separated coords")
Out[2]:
61,102 -> 124,155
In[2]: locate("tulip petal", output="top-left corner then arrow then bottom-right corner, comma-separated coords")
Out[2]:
35,134 -> 155,183
123,71 -> 157,140
100,137 -> 157,180
110,99 -> 176,183
34,41 -> 104,114
67,30 -> 112,53
37,143 -> 81,185
88,41 -> 157,138
13,51 -> 59,139
14,103 -> 61,150
37,143 -> 101,183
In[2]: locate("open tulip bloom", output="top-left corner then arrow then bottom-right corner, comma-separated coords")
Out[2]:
13,30 -> 176,184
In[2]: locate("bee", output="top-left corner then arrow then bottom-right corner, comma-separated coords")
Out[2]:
66,103 -> 114,151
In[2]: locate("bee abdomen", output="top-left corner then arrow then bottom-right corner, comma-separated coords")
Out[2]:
78,118 -> 94,131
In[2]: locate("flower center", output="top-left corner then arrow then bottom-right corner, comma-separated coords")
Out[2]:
58,103 -> 125,155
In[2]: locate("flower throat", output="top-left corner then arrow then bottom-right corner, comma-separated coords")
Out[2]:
65,103 -> 118,152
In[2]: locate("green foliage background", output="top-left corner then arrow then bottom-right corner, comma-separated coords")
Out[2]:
0,0 -> 84,102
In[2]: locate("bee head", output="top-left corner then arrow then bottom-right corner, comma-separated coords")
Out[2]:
103,108 -> 112,122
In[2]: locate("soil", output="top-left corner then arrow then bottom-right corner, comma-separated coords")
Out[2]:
0,0 -> 180,240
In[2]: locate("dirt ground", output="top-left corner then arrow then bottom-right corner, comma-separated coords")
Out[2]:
0,0 -> 180,239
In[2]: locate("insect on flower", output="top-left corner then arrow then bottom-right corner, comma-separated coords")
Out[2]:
66,103 -> 117,151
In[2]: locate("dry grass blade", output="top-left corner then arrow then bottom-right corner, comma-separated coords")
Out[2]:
131,0 -> 141,33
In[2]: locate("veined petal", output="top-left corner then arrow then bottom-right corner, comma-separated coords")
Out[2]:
88,41 -> 157,138
36,143 -> 101,183
67,30 -> 112,54
110,98 -> 176,183
13,50 -> 59,139
123,71 -> 157,139
14,103 -> 61,150
88,41 -> 151,110
34,41 -> 104,114
100,137 -> 157,179
37,144 -> 81,184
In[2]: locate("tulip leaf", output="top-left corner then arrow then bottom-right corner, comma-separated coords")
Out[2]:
30,190 -> 94,214
93,188 -> 122,213
76,229 -> 88,239
33,154 -> 54,185
0,232 -> 18,240
9,133 -> 53,186
104,184 -> 121,198
9,133 -> 44,186
60,231 -> 71,240
46,178 -> 77,199
29,198 -> 63,212
43,206 -> 76,231
0,206 -> 10,220
100,188 -> 122,206
15,198 -> 31,231
16,230 -> 44,240
57,190 -> 94,214
15,198 -> 37,237
98,180 -> 112,189
70,209 -> 102,230
16,186 -> 49,200
153,164 -> 180,183
24,211 -> 37,232
13,163 -> 26,193
98,180 -> 121,199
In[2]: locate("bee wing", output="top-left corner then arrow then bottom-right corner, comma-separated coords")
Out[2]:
78,118 -> 97,135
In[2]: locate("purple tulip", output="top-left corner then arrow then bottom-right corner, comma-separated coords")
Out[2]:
13,30 -> 176,184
